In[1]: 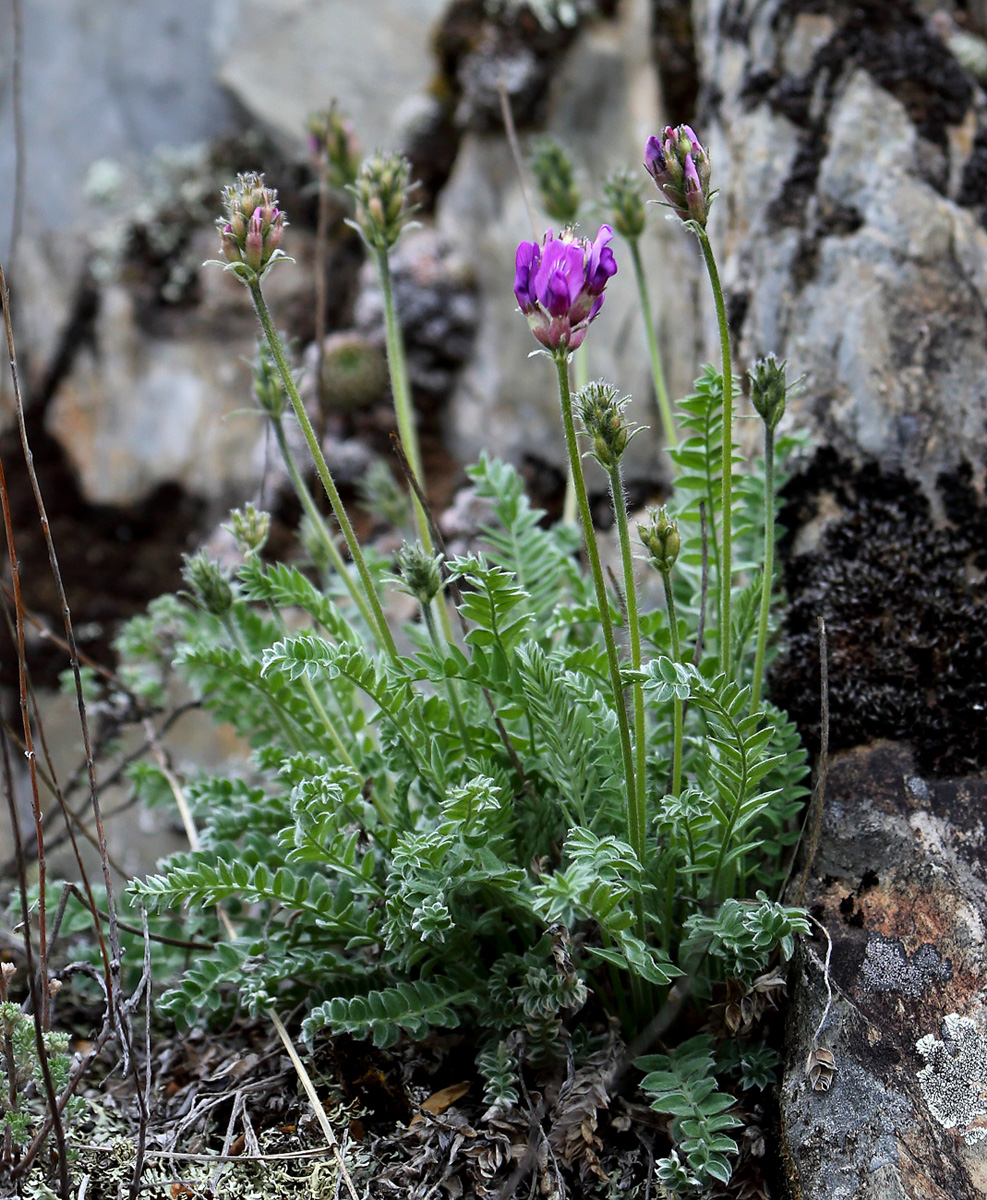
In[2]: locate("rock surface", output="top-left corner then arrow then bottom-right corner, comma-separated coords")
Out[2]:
212,0 -> 449,154
781,742 -> 987,1197
696,0 -> 987,490
438,0 -> 699,483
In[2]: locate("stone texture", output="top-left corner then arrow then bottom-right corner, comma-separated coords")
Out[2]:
212,0 -> 449,155
696,0 -> 987,489
438,0 -> 699,482
45,229 -> 316,508
781,742 -> 987,1198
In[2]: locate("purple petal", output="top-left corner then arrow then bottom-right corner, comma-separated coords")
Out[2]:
684,153 -> 702,194
680,124 -> 702,151
534,240 -> 582,315
644,135 -> 665,176
514,240 -> 540,309
586,225 -> 617,292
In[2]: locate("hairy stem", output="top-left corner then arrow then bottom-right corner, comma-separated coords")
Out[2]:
249,282 -> 397,660
751,424 -> 776,711
607,463 -> 647,885
697,229 -> 733,675
554,353 -> 641,894
662,574 -> 683,797
628,239 -> 675,446
270,416 -> 377,636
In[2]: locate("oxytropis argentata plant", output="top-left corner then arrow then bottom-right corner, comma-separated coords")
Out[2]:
118,119 -> 810,1195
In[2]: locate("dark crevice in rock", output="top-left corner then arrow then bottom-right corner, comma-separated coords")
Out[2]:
649,0 -> 699,123
773,451 -> 987,776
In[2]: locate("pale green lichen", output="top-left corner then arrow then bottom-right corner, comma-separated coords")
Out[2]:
916,1012 -> 987,1145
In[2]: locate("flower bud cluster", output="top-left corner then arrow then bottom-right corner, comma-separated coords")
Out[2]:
531,138 -> 581,226
225,503 -> 271,557
602,168 -> 647,241
576,381 -> 638,470
393,542 -> 444,606
251,340 -> 289,419
639,507 -> 680,576
748,354 -> 789,432
182,552 -> 234,617
351,153 -> 414,250
217,173 -> 287,282
307,105 -> 361,190
644,125 -> 713,228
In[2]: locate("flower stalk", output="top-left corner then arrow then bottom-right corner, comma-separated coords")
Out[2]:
555,357 -> 641,881
696,228 -> 734,676
249,282 -> 397,660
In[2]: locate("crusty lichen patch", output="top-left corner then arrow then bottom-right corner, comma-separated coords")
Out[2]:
862,935 -> 952,997
916,1012 -> 987,1145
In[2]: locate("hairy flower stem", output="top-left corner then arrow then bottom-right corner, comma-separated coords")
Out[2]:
374,246 -> 456,645
751,424 -> 776,711
696,229 -> 733,675
628,239 -> 675,446
662,574 -> 683,797
249,282 -> 398,659
270,416 -> 377,636
606,463 -> 647,875
562,345 -> 590,526
554,354 -> 643,903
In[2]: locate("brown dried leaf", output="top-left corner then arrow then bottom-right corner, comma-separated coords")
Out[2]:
410,1080 -> 471,1125
806,1045 -> 837,1091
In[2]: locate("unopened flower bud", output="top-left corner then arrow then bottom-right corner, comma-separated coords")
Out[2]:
252,339 -> 289,419
748,354 -> 788,432
602,168 -> 647,241
644,124 -> 713,228
225,503 -> 271,557
351,152 -> 415,250
210,172 -> 290,284
393,542 -> 444,607
182,552 -> 234,617
308,105 -> 361,190
639,507 -> 680,575
531,137 -> 581,225
576,381 -> 638,470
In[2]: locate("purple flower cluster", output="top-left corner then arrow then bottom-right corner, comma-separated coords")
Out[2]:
644,125 -> 712,227
513,225 -> 617,353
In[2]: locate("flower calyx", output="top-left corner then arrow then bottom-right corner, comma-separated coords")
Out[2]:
748,353 -> 791,432
576,380 -> 640,470
644,125 -> 713,229
393,542 -> 444,607
602,168 -> 647,241
514,224 -> 617,354
350,152 -> 415,251
531,137 -> 581,226
639,506 -> 680,576
212,173 -> 290,285
308,104 -> 361,191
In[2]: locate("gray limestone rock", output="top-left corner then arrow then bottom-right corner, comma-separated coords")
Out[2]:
781,743 -> 987,1198
695,0 -> 987,488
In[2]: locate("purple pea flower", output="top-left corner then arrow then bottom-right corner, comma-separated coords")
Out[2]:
644,124 -> 712,228
513,225 -> 617,353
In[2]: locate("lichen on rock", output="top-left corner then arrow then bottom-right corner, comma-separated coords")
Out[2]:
916,1013 -> 987,1147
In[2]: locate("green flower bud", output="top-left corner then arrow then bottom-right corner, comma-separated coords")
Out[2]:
251,339 -> 289,419
639,506 -> 680,576
224,503 -> 271,557
530,137 -> 581,226
748,354 -> 789,432
307,104 -> 361,191
576,381 -> 639,471
601,168 -> 647,241
393,542 -> 444,606
351,152 -> 415,250
181,552 -> 234,616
